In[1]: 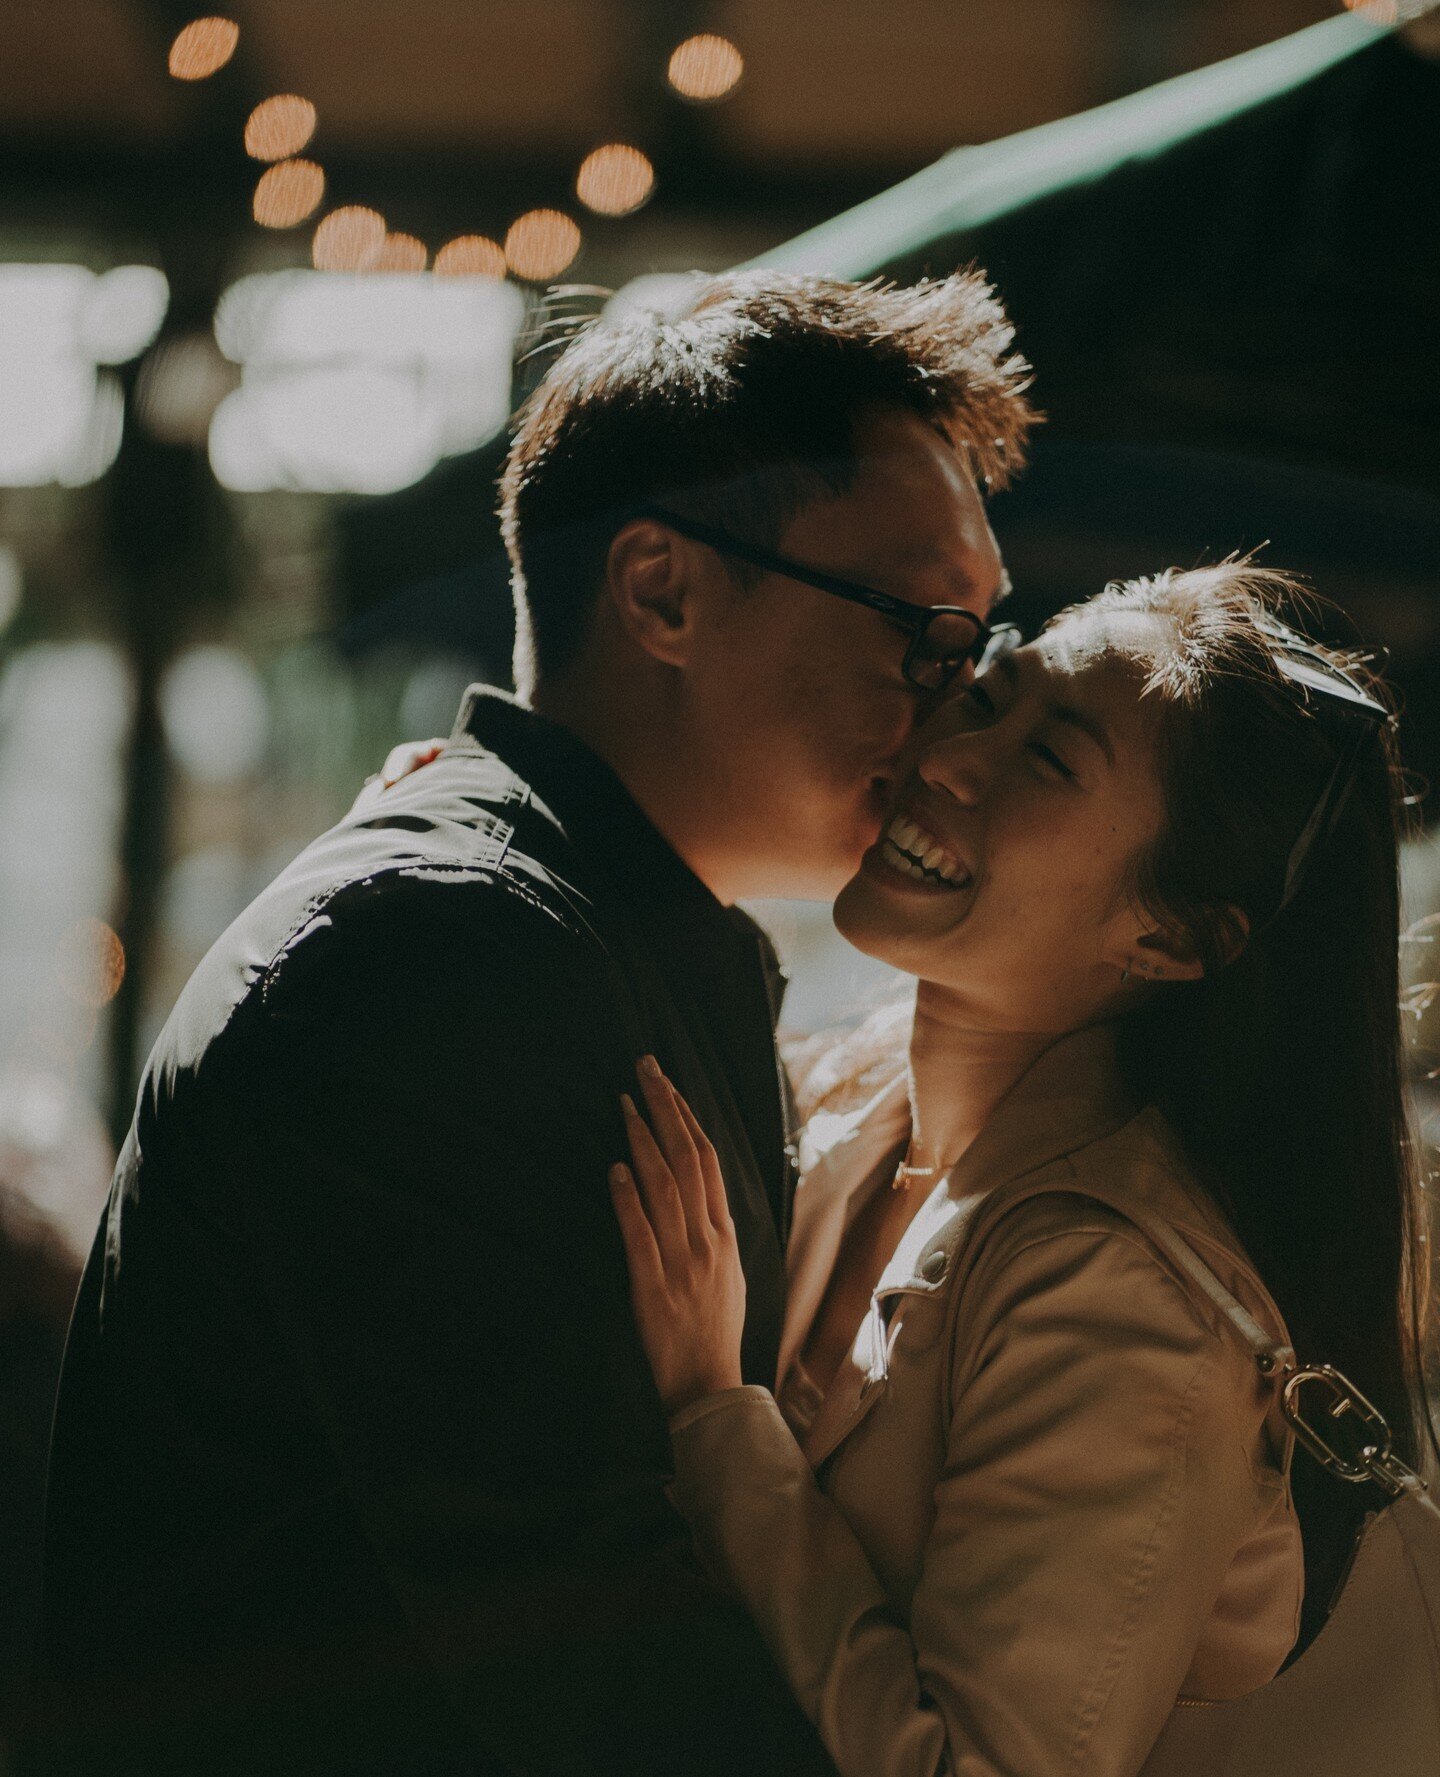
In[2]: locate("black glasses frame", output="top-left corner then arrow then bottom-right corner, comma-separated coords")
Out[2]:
637,505 -> 1010,692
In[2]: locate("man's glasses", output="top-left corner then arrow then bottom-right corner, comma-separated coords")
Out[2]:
638,506 -> 1013,692
1260,618 -> 1392,914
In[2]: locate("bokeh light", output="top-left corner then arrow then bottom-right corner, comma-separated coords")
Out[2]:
56,919 -> 126,1010
208,269 -> 524,494
371,233 -> 428,274
576,145 -> 656,218
667,34 -> 744,102
161,646 -> 269,783
504,210 -> 581,282
0,265 -> 141,485
244,95 -> 317,162
433,236 -> 507,280
253,160 -> 325,229
135,333 -> 238,447
312,206 -> 387,272
78,265 -> 170,364
167,17 -> 239,81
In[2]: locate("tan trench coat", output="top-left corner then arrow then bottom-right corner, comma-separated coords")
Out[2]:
668,1022 -> 1305,1777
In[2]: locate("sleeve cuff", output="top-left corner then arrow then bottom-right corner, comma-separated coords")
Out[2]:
668,1383 -> 777,1439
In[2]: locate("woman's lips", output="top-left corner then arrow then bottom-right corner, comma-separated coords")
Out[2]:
878,812 -> 973,889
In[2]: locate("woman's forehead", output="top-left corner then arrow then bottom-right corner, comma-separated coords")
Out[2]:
1015,611 -> 1169,759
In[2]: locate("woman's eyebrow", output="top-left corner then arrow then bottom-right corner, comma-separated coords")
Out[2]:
996,652 -> 1115,767
1050,703 -> 1115,767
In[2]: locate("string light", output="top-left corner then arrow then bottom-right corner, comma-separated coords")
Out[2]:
244,95 -> 317,162
57,919 -> 126,1009
576,145 -> 656,218
371,233 -> 428,273
667,34 -> 744,102
433,236 -> 506,279
253,160 -> 325,229
168,17 -> 239,80
504,210 -> 581,282
312,206 -> 387,272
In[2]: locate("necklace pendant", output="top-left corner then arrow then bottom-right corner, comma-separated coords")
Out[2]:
892,1160 -> 937,1192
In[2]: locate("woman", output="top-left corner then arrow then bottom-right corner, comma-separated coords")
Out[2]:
608,563 -> 1435,1777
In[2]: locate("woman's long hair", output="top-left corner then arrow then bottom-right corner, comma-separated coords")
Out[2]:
1063,565 -> 1436,1643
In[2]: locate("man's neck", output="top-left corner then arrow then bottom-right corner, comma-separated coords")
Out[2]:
904,983 -> 1061,1180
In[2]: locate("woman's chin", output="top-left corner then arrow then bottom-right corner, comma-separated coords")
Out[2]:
833,868 -> 916,969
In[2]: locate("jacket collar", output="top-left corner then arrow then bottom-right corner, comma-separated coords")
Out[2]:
451,686 -> 771,961
784,1020 -> 1139,1464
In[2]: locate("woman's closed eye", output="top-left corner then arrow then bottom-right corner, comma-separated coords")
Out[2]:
959,678 -> 1081,782
1027,738 -> 1079,782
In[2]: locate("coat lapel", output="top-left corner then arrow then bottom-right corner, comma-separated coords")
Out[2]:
795,1021 -> 1138,1470
777,1071 -> 910,1389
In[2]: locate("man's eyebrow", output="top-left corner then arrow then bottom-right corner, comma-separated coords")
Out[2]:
991,653 -> 1115,767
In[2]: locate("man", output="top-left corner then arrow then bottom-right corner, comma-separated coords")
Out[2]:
34,271 -> 1032,1774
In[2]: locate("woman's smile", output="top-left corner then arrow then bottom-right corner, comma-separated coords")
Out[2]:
878,811 -> 973,889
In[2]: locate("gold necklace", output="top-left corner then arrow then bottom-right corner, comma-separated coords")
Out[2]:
892,1145 -> 954,1192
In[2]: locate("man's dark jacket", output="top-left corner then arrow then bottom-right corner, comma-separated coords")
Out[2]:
33,691 -> 831,1776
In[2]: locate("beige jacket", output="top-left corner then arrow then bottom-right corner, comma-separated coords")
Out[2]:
668,1022 -> 1304,1777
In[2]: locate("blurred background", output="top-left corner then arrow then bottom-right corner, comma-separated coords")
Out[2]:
0,0 -> 1437,1732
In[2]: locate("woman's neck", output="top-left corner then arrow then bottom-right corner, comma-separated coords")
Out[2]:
904,984 -> 1063,1180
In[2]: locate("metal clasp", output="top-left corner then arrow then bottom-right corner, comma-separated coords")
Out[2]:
1281,1365 -> 1427,1498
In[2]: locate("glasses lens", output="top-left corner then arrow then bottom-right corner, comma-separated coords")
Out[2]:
906,611 -> 984,688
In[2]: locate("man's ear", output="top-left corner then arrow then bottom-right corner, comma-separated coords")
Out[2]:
604,519 -> 705,670
1111,906 -> 1250,984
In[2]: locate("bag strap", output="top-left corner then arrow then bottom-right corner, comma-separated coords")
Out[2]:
946,1173 -> 1296,1462
952,1173 -> 1428,1500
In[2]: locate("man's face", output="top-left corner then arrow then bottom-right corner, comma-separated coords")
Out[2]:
683,408 -> 1007,901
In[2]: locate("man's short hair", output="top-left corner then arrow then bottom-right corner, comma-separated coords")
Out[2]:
498,270 -> 1037,685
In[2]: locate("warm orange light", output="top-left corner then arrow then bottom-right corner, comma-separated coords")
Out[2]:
312,206 -> 387,271
57,919 -> 126,1009
576,144 -> 655,218
168,17 -> 239,80
433,235 -> 507,279
667,34 -> 743,102
504,210 -> 581,282
371,232 -> 428,273
252,160 -> 325,228
244,94 -> 317,161
1343,0 -> 1399,18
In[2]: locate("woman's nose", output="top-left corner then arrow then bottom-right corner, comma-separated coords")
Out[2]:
917,735 -> 987,808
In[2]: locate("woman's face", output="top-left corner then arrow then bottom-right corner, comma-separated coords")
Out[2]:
833,607 -> 1176,1031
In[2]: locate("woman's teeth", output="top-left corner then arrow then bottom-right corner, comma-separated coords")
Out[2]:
881,815 -> 972,889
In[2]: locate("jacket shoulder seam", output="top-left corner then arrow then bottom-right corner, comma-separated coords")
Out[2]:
963,1204 -> 1222,1346
256,860 -> 588,1012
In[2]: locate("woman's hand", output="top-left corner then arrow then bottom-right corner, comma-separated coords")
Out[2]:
352,737 -> 447,815
375,737 -> 448,789
609,1057 -> 746,1416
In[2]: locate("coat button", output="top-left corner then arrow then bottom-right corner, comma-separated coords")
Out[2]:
920,1249 -> 947,1283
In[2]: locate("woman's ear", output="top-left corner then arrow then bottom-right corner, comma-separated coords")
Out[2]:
1117,906 -> 1250,983
604,519 -> 703,670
